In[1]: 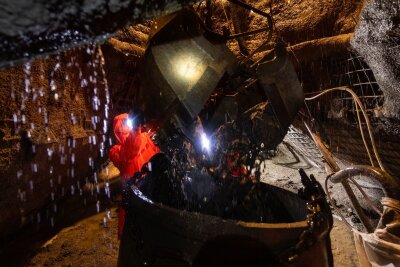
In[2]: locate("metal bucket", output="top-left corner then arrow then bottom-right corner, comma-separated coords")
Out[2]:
118,181 -> 333,267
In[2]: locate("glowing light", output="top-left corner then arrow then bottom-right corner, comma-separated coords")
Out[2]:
201,133 -> 210,152
175,54 -> 204,81
126,118 -> 133,129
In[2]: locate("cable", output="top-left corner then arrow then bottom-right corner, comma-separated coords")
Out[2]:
324,174 -> 353,230
325,174 -> 383,233
305,87 -> 382,170
355,101 -> 375,167
348,177 -> 382,216
305,87 -> 386,172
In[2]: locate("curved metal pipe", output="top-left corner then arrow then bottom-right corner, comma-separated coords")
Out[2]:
329,165 -> 400,200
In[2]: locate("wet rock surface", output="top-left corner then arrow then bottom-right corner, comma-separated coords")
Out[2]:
0,0 -> 198,69
0,47 -> 112,238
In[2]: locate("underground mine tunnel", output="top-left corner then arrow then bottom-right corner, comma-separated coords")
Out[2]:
0,0 -> 400,266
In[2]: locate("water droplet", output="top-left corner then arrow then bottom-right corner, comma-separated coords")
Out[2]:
50,80 -> 56,91
106,209 -> 111,219
47,148 -> 53,158
32,163 -> 38,173
96,201 -> 100,213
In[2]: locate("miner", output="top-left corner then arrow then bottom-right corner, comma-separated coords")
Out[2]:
109,113 -> 159,239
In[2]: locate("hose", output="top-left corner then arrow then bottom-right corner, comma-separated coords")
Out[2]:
325,165 -> 400,232
329,165 -> 400,200
324,174 -> 353,230
348,178 -> 382,216
305,87 -> 386,172
355,102 -> 375,167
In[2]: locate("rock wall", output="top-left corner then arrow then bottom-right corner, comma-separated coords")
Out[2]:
197,0 -> 363,59
102,0 -> 365,110
351,0 -> 400,117
0,47 -> 111,237
0,0 -> 199,70
102,23 -> 152,113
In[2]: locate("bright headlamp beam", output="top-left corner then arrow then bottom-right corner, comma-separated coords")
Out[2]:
126,118 -> 133,130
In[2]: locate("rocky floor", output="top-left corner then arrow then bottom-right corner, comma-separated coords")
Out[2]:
26,208 -> 120,267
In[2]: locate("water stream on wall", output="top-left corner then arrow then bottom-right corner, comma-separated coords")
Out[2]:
11,44 -> 113,231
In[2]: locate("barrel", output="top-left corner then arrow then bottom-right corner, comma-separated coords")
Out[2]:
118,183 -> 333,267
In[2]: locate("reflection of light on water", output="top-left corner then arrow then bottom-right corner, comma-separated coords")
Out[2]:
132,185 -> 153,203
175,54 -> 203,81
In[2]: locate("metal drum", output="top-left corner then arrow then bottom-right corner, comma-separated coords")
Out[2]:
118,180 -> 333,267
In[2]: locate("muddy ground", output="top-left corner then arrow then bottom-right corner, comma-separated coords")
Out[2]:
26,208 -> 120,267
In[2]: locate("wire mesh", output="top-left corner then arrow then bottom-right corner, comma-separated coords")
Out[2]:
335,52 -> 384,114
305,50 -> 385,126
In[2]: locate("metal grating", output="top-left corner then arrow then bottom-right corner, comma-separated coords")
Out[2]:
284,126 -> 324,169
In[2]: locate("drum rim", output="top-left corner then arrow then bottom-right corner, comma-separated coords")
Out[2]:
127,183 -> 310,230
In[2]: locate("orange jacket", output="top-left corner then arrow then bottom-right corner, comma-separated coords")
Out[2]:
109,113 -> 160,182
